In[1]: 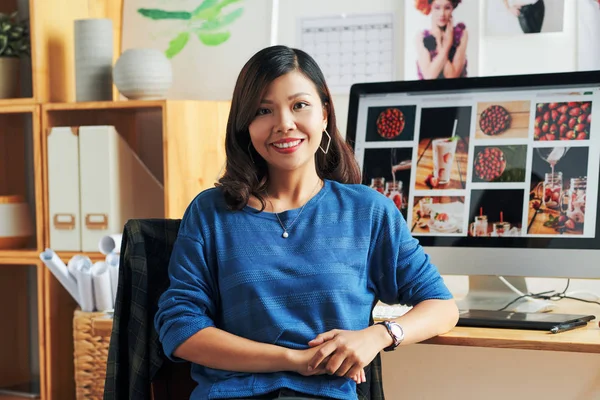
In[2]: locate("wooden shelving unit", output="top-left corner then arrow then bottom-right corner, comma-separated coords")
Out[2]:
0,1 -> 231,399
39,99 -> 230,399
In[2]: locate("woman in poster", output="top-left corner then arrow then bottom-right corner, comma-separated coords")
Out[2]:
503,0 -> 545,34
415,0 -> 469,80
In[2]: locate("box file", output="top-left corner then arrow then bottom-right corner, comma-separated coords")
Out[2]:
47,125 -> 164,251
48,127 -> 82,251
78,125 -> 164,252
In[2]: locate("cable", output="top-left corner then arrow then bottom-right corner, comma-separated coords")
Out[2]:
496,290 -> 555,312
498,276 -> 543,307
497,279 -> 600,311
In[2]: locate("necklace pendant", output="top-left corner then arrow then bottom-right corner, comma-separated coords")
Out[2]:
282,231 -> 289,238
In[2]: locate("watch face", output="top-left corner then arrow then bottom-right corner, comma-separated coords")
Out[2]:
390,323 -> 404,340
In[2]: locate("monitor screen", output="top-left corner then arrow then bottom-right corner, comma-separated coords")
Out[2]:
346,71 -> 600,279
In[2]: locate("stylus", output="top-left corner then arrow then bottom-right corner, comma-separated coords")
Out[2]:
549,320 -> 588,334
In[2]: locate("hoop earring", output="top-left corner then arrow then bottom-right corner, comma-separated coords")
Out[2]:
247,142 -> 255,164
320,129 -> 331,155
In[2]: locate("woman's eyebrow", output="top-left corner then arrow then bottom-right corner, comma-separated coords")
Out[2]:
260,92 -> 312,104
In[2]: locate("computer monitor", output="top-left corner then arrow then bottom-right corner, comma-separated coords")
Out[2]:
346,71 -> 600,312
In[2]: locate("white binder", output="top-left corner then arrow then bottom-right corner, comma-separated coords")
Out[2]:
78,125 -> 164,252
48,127 -> 82,251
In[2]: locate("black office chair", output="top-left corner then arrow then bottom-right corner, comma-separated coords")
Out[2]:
104,218 -> 385,400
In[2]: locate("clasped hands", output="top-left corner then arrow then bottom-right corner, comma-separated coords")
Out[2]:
292,327 -> 388,385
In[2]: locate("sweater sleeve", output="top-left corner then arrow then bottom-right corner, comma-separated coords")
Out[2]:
154,231 -> 219,361
369,202 -> 453,306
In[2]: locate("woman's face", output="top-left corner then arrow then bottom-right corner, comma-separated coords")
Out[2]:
248,70 -> 327,174
430,0 -> 454,27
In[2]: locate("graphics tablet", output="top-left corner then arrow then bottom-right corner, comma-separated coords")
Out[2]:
457,310 -> 596,330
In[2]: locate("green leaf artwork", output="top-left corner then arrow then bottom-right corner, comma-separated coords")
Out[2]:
137,0 -> 244,59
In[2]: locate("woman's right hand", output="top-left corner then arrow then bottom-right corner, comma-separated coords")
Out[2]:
289,346 -> 366,384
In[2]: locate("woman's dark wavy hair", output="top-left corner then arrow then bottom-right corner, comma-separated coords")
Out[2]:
216,45 -> 362,211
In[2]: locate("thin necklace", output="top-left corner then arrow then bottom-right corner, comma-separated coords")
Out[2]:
265,179 -> 322,239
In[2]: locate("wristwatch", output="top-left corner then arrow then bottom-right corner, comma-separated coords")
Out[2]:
376,320 -> 404,352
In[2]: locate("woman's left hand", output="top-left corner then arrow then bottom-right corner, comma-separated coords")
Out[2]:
306,327 -> 389,379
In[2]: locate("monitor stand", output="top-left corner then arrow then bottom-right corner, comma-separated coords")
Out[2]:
456,275 -> 554,313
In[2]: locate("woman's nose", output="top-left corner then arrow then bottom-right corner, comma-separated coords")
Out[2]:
275,110 -> 296,133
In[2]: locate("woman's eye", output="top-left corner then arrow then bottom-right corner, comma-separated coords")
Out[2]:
256,108 -> 271,116
294,102 -> 309,110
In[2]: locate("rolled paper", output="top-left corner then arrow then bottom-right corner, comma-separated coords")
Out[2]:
99,233 -> 122,255
92,261 -> 114,311
106,252 -> 119,305
40,249 -> 81,307
69,255 -> 95,312
67,254 -> 92,281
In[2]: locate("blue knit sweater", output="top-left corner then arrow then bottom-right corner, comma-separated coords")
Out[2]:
154,180 -> 452,399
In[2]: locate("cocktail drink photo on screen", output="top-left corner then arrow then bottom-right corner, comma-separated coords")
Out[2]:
469,215 -> 488,237
493,221 -> 511,236
542,171 -> 563,209
419,197 -> 433,217
562,177 -> 587,227
415,113 -> 470,190
432,137 -> 458,185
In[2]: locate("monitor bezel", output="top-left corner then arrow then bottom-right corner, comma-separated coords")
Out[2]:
346,71 -> 600,278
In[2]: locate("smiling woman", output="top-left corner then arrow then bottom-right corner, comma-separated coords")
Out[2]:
218,45 -> 361,212
153,45 -> 459,400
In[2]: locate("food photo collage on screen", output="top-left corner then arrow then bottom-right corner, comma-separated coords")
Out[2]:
352,87 -> 600,240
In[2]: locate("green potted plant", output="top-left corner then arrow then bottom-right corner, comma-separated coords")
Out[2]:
0,11 -> 30,99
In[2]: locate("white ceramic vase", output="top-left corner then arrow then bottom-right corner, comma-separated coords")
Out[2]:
113,48 -> 173,100
74,18 -> 113,102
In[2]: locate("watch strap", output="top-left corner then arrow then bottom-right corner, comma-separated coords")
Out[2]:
376,320 -> 402,352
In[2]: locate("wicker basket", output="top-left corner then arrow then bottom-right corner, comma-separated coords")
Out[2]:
73,309 -> 113,400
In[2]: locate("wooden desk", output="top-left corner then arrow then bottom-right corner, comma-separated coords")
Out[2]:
423,300 -> 600,354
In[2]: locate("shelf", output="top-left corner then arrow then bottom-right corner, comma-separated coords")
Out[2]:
0,249 -> 40,264
0,104 -> 37,114
43,99 -> 167,111
0,100 -> 37,110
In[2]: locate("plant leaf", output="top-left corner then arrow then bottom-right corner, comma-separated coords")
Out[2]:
193,0 -> 242,20
165,32 -> 189,58
138,8 -> 191,20
197,7 -> 243,31
197,30 -> 230,46
192,0 -> 219,16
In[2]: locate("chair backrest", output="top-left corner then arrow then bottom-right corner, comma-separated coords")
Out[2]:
105,218 -> 195,400
106,218 -> 384,400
